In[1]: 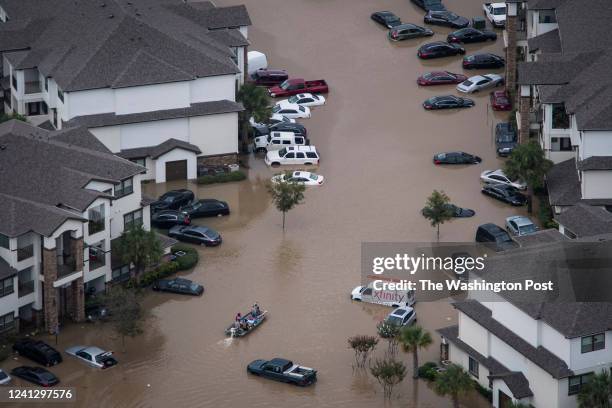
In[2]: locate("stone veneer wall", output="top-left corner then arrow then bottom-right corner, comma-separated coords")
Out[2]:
42,248 -> 58,333
197,153 -> 238,167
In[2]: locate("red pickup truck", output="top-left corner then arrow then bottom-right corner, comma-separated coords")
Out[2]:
268,78 -> 329,98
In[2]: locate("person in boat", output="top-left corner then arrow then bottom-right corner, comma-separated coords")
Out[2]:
251,303 -> 260,318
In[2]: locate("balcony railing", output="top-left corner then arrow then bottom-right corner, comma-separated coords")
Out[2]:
18,281 -> 35,297
57,261 -> 77,279
17,245 -> 34,262
24,81 -> 42,94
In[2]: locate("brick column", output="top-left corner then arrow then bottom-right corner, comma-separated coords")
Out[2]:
505,15 -> 518,97
70,237 -> 84,272
519,95 -> 530,144
42,248 -> 59,333
69,238 -> 85,322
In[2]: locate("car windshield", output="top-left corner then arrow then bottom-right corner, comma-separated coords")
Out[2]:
39,371 -> 56,381
162,196 -> 175,203
520,224 -> 537,234
0,371 -> 7,380
447,12 -> 459,20
498,133 -> 515,142
279,80 -> 291,90
190,283 -> 200,291
278,148 -> 287,156
423,72 -> 434,79
462,80 -> 473,86
386,316 -> 403,326
272,105 -> 281,113
309,174 -> 318,181
493,6 -> 506,15
496,233 -> 512,243
288,95 -> 298,103
204,229 -> 219,239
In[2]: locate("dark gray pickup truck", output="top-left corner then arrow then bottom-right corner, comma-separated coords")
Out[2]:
247,358 -> 317,386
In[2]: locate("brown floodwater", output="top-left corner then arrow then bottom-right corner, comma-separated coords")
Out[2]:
3,0 -> 524,407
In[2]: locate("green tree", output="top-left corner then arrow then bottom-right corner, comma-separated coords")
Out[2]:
578,371 -> 612,408
236,82 -> 272,152
115,225 -> 163,281
377,320 -> 401,358
399,325 -> 432,379
433,364 -> 473,408
103,286 -> 144,350
347,335 -> 378,368
266,177 -> 306,231
0,113 -> 27,124
370,359 -> 407,399
503,141 -> 553,213
422,190 -> 454,241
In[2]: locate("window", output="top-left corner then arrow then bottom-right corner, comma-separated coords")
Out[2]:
551,103 -> 570,129
112,265 -> 131,282
18,267 -> 34,297
11,75 -> 17,91
468,356 -> 479,378
88,204 -> 105,235
44,77 -> 49,92
124,209 -> 143,230
57,88 -> 64,103
0,276 -> 14,298
581,334 -> 605,353
130,158 -> 146,167
0,312 -> 15,332
0,233 -> 8,249
569,373 -> 592,395
88,240 -> 106,271
114,178 -> 133,198
539,10 -> 557,24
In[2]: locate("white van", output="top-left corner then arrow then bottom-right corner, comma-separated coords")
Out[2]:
247,51 -> 268,76
253,131 -> 308,153
351,284 -> 415,308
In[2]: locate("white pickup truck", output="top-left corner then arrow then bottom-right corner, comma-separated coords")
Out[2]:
483,3 -> 506,28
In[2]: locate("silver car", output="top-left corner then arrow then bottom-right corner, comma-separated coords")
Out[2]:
505,216 -> 539,236
65,346 -> 118,369
457,74 -> 503,93
385,306 -> 417,327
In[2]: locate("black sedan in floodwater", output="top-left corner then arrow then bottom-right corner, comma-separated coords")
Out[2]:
150,189 -> 194,212
11,366 -> 59,387
168,225 -> 222,246
370,11 -> 402,28
417,42 -> 465,59
463,53 -> 505,69
180,199 -> 230,218
424,10 -> 469,28
153,278 -> 204,296
447,28 -> 497,44
388,24 -> 433,41
481,184 -> 527,206
423,95 -> 474,110
446,204 -> 475,217
433,151 -> 481,164
151,210 -> 191,229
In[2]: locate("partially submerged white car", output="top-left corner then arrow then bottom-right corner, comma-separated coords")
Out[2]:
351,285 -> 415,308
249,114 -> 295,127
278,93 -> 326,107
65,346 -> 118,369
456,74 -> 503,93
271,171 -> 324,186
272,102 -> 311,119
265,146 -> 320,166
483,2 -> 506,27
480,169 -> 527,190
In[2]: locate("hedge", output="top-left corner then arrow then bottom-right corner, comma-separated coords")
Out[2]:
127,245 -> 199,288
172,245 -> 199,270
197,170 -> 246,185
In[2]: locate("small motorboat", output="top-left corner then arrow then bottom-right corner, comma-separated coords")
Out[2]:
225,310 -> 267,337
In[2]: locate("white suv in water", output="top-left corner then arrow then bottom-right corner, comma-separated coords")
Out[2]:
265,146 -> 320,166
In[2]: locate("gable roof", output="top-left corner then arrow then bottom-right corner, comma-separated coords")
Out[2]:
118,138 -> 201,160
556,203 -> 612,237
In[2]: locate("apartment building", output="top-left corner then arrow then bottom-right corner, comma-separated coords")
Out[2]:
0,119 -> 162,334
438,237 -> 612,408
0,0 -> 251,183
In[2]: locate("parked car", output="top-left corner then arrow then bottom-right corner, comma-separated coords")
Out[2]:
250,114 -> 295,128
278,93 -> 326,108
411,0 -> 446,12
490,90 -> 512,111
433,151 -> 481,164
370,11 -> 402,28
269,122 -> 308,137
151,210 -> 190,229
481,184 -> 527,206
480,169 -> 526,190
483,2 -> 507,27
424,10 -> 469,28
423,95 -> 474,110
495,122 -> 517,156
388,24 -> 433,41
65,346 -> 118,369
385,306 -> 416,327
351,285 -> 415,307
457,74 -> 503,93
506,216 -> 539,236
446,204 -> 475,217
247,51 -> 268,76
180,199 -> 230,218
11,366 -> 59,387
417,71 -> 467,86
13,339 -> 62,367
271,171 -> 324,186
153,278 -> 204,296
251,69 -> 288,86
0,369 -> 11,385
272,102 -> 311,119
254,131 -> 309,153
247,358 -> 317,386
268,79 -> 329,98
417,42 -> 465,59
168,225 -> 222,246
151,189 -> 194,212
475,223 -> 517,251
447,28 -> 497,44
85,304 -> 109,323
265,146 -> 320,167
463,53 -> 505,69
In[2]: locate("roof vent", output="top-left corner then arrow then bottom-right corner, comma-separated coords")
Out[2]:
0,144 -> 6,151
108,14 -> 114,19
100,2 -> 106,7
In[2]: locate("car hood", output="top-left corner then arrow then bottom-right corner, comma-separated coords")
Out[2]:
351,286 -> 364,296
266,150 -> 281,160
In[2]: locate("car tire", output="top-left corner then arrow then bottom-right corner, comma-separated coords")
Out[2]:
271,162 -> 280,167
304,162 -> 312,166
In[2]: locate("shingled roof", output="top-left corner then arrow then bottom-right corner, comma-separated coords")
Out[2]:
118,139 -> 201,160
0,0 -> 250,91
556,203 -> 612,237
0,120 -> 144,237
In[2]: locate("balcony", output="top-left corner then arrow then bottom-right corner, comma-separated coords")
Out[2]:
18,280 -> 34,297
17,245 -> 34,262
57,260 -> 77,279
24,81 -> 41,95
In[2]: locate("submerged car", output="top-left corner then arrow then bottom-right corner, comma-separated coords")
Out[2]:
480,169 -> 526,190
272,102 -> 311,119
151,210 -> 190,229
13,338 -> 62,367
490,90 -> 512,111
411,0 -> 446,12
433,151 -> 481,164
417,71 -> 467,86
476,223 -> 517,251
180,199 -> 230,218
385,306 -> 417,327
168,225 -> 222,246
370,11 -> 402,28
150,190 -> 194,212
417,42 -> 465,59
456,74 -> 504,93
65,346 -> 118,369
11,366 -> 59,386
481,184 -> 527,206
447,28 -> 497,44
271,171 -> 324,186
424,10 -> 469,28
388,24 -> 433,41
280,93 -> 326,108
445,204 -> 475,218
247,358 -> 317,386
0,369 -> 10,385
251,69 -> 288,87
495,122 -> 517,156
463,53 -> 505,69
423,95 -> 474,110
505,216 -> 539,236
153,278 -> 204,296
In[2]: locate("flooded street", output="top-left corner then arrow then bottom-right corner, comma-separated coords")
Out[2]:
4,0 -> 524,407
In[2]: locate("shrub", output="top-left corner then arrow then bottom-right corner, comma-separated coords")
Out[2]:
474,380 -> 493,402
418,362 -> 439,381
138,261 -> 179,287
537,195 -> 558,229
172,245 -> 199,270
197,170 -> 246,185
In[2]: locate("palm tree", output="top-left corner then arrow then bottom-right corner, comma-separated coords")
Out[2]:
433,364 -> 473,408
421,190 -> 455,241
503,141 -> 553,213
578,371 -> 612,408
236,82 -> 272,152
398,325 -> 432,379
114,225 -> 163,282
